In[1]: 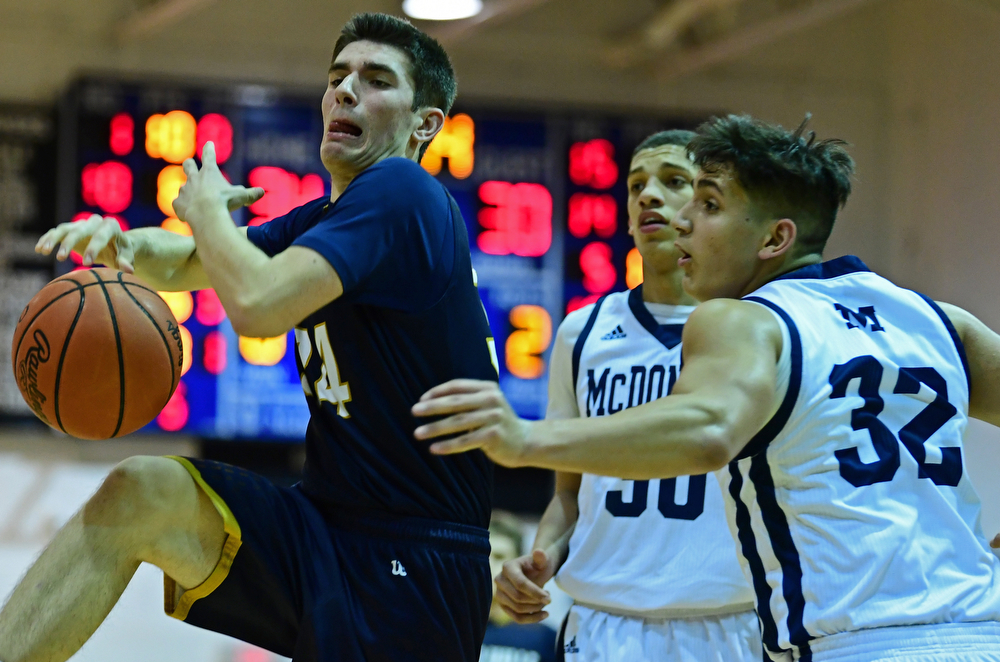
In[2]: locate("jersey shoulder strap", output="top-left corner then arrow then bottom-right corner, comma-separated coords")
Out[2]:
572,295 -> 610,388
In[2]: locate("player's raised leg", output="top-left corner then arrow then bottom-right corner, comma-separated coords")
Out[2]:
0,456 -> 225,662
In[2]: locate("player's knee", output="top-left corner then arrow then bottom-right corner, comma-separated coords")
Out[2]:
86,456 -> 194,529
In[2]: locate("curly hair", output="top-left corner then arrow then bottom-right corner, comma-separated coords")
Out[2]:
689,114 -> 854,255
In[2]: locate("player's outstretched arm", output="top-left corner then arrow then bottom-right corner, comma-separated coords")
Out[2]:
938,302 -> 1000,428
496,472 -> 581,623
34,214 -> 239,292
173,142 -> 343,338
413,299 -> 782,479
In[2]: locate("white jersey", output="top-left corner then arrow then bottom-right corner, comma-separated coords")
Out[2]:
550,287 -> 755,617
724,256 -> 1000,660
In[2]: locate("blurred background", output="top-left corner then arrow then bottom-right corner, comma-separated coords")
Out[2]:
2,0 -> 1000,660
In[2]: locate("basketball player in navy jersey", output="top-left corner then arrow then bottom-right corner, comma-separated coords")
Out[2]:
415,115 -> 1000,661
497,130 -> 760,661
4,13 -> 496,662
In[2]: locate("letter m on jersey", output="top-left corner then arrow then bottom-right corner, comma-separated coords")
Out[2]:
834,303 -> 885,332
586,368 -> 609,416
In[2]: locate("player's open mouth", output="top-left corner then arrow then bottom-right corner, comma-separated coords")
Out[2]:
675,243 -> 692,267
638,210 -> 669,234
327,120 -> 363,139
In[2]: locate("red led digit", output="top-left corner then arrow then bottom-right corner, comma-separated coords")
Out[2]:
81,161 -> 132,214
247,167 -> 325,226
157,381 -> 189,431
203,331 -> 228,375
197,114 -> 234,164
109,113 -> 134,156
477,181 -> 552,257
195,289 -> 227,326
567,193 -> 617,238
568,139 -> 618,189
579,241 -> 617,294
566,293 -> 601,314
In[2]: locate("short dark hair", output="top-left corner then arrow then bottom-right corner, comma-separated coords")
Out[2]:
333,13 -> 457,116
632,129 -> 696,160
689,114 -> 854,255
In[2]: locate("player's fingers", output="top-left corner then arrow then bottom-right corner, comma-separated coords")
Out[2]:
416,408 -> 503,441
427,433 -> 486,456
35,219 -> 83,253
182,157 -> 199,178
227,186 -> 265,211
412,391 -> 505,421
81,220 -> 119,266
499,602 -> 549,624
417,379 -> 497,402
201,140 -> 217,168
531,548 -> 550,571
56,223 -> 95,260
495,576 -> 548,611
507,567 -> 551,602
116,239 -> 136,274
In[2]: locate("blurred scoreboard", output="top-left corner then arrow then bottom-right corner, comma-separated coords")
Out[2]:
59,77 -> 698,440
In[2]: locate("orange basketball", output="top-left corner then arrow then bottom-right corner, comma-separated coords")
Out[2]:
10,268 -> 183,440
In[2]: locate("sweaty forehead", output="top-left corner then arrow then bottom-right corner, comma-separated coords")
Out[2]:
630,144 -> 695,175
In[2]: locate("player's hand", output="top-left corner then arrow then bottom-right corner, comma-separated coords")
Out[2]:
35,214 -> 137,273
173,141 -> 264,223
991,533 -> 999,549
412,379 -> 533,467
495,549 -> 556,623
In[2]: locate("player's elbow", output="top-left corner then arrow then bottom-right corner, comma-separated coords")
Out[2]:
228,298 -> 288,339
686,404 -> 742,472
695,427 -> 737,472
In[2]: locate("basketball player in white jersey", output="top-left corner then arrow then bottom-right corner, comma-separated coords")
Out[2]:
495,130 -> 760,661
414,114 -> 1000,661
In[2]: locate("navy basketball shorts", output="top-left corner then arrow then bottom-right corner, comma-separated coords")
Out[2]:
162,457 -> 493,662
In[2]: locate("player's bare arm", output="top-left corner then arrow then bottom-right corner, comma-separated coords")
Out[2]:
937,302 -> 1000,550
937,302 -> 1000,427
173,141 -> 344,338
413,299 -> 782,478
34,176 -> 263,294
496,471 -> 581,623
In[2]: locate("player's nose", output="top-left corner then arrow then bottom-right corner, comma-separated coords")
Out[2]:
335,74 -> 358,107
671,206 -> 693,234
639,187 -> 664,209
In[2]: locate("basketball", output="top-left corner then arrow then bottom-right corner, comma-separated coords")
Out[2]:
10,268 -> 183,440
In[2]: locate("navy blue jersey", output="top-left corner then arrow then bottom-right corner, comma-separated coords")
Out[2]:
247,157 -> 496,528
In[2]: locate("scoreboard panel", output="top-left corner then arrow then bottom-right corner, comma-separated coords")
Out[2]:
59,77 -> 699,440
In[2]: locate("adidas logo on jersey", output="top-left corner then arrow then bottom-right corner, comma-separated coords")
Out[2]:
600,325 -> 627,340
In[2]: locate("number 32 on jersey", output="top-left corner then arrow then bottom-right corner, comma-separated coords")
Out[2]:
295,323 -> 351,418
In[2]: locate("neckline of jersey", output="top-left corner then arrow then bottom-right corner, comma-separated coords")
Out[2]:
771,255 -> 869,282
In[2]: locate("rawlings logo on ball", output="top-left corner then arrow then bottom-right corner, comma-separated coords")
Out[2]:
167,320 -> 184,368
17,329 -> 51,422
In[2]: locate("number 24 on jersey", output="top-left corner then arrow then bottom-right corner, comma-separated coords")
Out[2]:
295,323 -> 351,418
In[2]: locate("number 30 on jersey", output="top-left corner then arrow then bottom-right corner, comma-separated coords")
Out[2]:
295,323 -> 351,418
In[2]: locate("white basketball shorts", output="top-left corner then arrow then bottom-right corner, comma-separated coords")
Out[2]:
805,621 -> 1000,662
559,604 -> 762,662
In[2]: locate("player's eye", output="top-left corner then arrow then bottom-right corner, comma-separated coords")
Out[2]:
669,176 -> 690,188
331,78 -> 344,87
628,181 -> 644,194
370,79 -> 391,89
703,198 -> 719,212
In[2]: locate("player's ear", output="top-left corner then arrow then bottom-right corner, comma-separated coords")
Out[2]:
412,108 -> 445,152
758,218 -> 796,261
